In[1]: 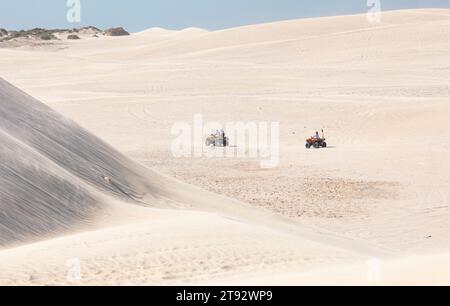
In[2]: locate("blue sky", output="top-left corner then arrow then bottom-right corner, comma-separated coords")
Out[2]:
1,0 -> 449,32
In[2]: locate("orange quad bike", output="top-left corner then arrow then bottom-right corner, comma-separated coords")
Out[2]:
305,131 -> 327,149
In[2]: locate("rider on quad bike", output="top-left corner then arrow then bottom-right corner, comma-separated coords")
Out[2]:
305,130 -> 327,149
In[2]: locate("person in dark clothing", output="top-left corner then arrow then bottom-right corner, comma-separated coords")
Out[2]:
221,129 -> 226,147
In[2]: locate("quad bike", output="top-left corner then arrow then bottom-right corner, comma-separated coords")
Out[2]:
305,130 -> 327,149
305,137 -> 327,149
205,134 -> 230,147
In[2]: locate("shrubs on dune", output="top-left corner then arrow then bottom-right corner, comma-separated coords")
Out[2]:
104,27 -> 130,36
0,28 -> 59,41
67,34 -> 80,40
39,33 -> 57,41
0,28 -> 8,37
0,26 -> 130,44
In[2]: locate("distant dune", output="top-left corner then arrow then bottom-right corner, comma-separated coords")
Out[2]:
56,9 -> 450,62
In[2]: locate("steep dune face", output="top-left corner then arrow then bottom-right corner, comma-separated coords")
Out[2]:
0,78 -> 158,247
0,79 -> 147,198
0,129 -> 99,246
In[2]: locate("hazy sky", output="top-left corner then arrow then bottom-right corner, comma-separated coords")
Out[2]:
1,0 -> 449,32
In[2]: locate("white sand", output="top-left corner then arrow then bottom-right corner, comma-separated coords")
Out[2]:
0,8 -> 450,285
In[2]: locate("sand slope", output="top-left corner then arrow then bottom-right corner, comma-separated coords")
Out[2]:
0,78 -> 163,246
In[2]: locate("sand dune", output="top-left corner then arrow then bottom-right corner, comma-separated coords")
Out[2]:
57,9 -> 450,63
0,78 -> 156,246
1,8 -> 450,285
